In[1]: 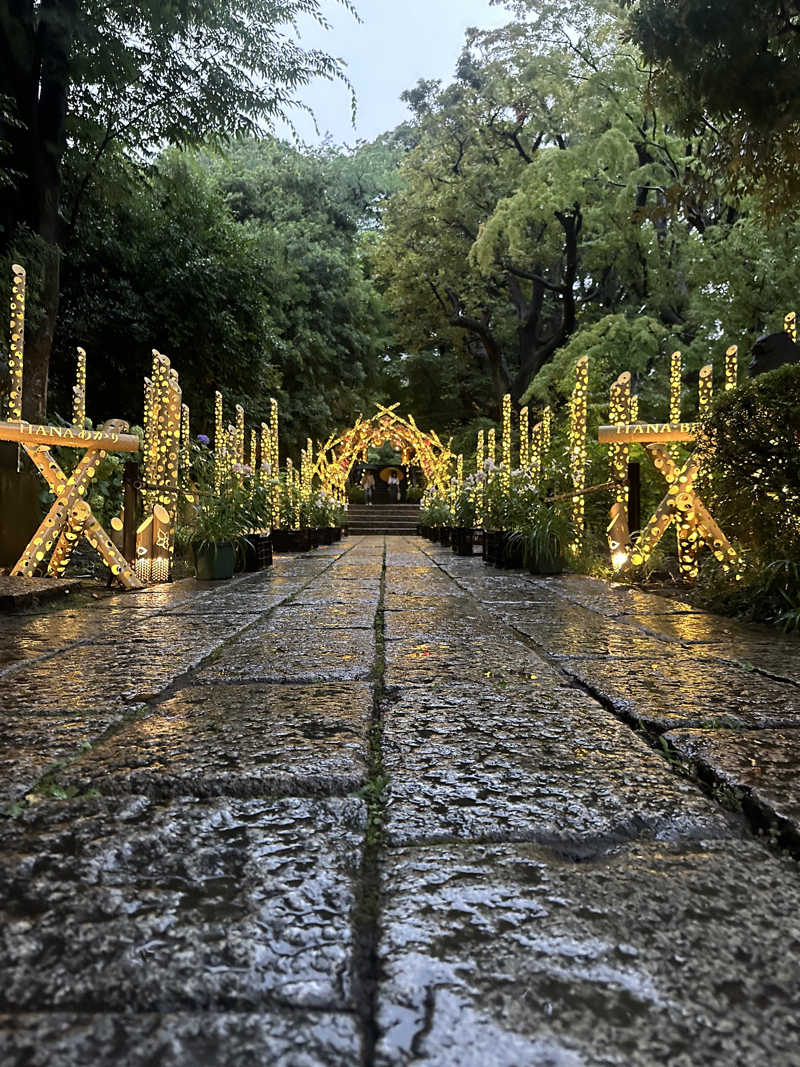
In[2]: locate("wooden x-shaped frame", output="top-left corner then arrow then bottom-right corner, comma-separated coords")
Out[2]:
601,423 -> 740,579
4,419 -> 143,589
630,445 -> 739,578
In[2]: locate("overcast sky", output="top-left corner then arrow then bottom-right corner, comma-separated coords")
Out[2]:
277,0 -> 512,145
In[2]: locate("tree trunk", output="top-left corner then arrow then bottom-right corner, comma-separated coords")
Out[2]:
1,0 -> 77,421
22,244 -> 60,421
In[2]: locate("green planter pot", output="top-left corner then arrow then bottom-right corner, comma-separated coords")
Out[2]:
271,528 -> 312,552
502,532 -> 525,570
483,529 -> 505,567
526,550 -> 564,575
451,526 -> 474,556
194,540 -> 235,580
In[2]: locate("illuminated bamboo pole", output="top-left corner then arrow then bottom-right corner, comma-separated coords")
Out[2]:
250,428 -> 258,473
542,406 -> 551,455
72,347 -> 86,428
286,458 -> 295,529
269,397 -> 280,528
531,422 -> 542,484
668,349 -> 682,462
698,364 -> 713,418
235,404 -> 245,466
501,394 -> 511,508
260,422 -> 270,473
7,264 -> 25,420
630,395 -> 639,421
214,391 -> 224,493
502,394 -> 512,469
725,346 -> 738,392
487,428 -> 496,464
569,356 -> 589,552
476,429 -> 485,526
609,371 -> 631,513
156,366 -> 182,582
669,350 -> 682,423
785,311 -> 796,341
180,403 -> 190,489
519,406 -> 529,469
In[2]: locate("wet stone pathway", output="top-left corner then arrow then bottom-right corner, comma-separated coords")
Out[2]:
1,536 -> 800,1065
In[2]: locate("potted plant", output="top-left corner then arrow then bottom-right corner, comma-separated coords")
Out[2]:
182,488 -> 248,580
452,481 -> 477,555
511,499 -> 572,575
419,494 -> 453,542
238,475 -> 273,570
178,439 -> 250,580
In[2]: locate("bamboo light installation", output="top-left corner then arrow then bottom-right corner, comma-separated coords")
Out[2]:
725,346 -> 738,391
235,404 -> 245,466
487,428 -> 496,465
214,391 -> 225,493
607,372 -> 632,569
785,311 -> 796,342
136,350 -> 181,583
1,264 -> 143,588
269,398 -> 280,528
668,350 -> 682,463
8,264 -> 25,420
698,364 -> 713,418
598,342 -> 741,577
311,404 -> 455,502
568,356 -> 590,552
501,393 -> 512,502
180,403 -> 191,490
519,406 -> 529,470
73,347 -> 86,428
531,420 -> 542,484
542,406 -> 552,455
476,428 -> 485,526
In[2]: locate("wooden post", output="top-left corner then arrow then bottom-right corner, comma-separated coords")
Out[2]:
123,461 -> 139,564
627,461 -> 641,538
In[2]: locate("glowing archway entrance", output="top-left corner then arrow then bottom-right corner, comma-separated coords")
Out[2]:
313,403 -> 454,498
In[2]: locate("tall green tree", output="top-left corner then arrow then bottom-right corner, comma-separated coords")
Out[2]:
52,138 -> 391,459
623,0 -> 800,209
0,0 -> 355,419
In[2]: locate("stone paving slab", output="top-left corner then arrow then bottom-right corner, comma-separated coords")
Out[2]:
383,606 -> 499,644
292,582 -> 381,607
56,682 -> 373,799
665,727 -> 800,846
271,603 -> 375,630
0,706 -> 138,805
0,795 -> 365,1014
375,839 -> 800,1067
0,1011 -> 362,1067
0,576 -> 82,611
382,686 -> 734,849
195,624 -> 375,684
384,634 -> 557,689
529,574 -> 701,616
561,653 -> 800,733
514,620 -> 676,660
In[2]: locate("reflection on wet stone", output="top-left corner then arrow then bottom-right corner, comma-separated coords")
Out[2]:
57,682 -> 373,798
3,535 -> 800,1062
0,795 -> 365,1013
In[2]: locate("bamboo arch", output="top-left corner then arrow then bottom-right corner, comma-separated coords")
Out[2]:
313,403 -> 454,498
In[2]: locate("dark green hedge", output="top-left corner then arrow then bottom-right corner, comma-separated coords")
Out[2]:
699,364 -> 800,561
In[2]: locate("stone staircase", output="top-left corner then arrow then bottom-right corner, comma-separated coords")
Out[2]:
347,503 -> 420,536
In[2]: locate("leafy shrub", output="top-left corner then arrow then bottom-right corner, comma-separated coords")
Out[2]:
694,364 -> 800,627
699,363 -> 800,561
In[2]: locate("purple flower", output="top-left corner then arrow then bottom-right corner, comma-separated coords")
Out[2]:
197,434 -> 210,445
